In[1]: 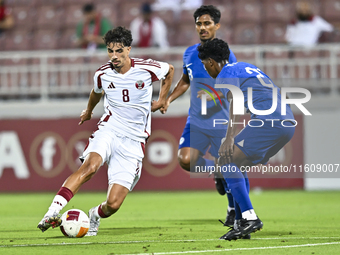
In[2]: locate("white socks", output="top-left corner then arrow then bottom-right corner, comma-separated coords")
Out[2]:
44,195 -> 68,217
242,209 -> 257,220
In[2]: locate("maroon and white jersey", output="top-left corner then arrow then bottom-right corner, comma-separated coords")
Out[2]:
93,58 -> 170,142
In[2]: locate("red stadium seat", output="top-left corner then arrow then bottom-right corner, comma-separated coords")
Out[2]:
96,2 -> 118,27
63,4 -> 84,28
11,6 -> 36,30
216,25 -> 233,44
58,28 -> 78,49
4,29 -> 34,51
34,0 -> 63,6
175,22 -> 199,46
36,5 -> 64,29
217,1 -> 234,25
232,23 -> 262,44
263,22 -> 287,44
32,29 -> 61,50
120,1 -> 142,28
7,0 -> 37,7
321,0 -> 340,21
263,0 -> 293,23
0,34 -> 6,51
153,9 -> 175,26
203,0 -> 222,5
233,0 -> 262,23
233,51 -> 256,62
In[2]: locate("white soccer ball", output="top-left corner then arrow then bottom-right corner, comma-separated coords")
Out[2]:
60,209 -> 90,238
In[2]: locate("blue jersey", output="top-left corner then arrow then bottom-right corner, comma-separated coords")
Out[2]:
216,62 -> 294,120
183,43 -> 237,130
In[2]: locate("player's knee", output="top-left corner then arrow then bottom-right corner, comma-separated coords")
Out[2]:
81,160 -> 101,179
178,152 -> 190,171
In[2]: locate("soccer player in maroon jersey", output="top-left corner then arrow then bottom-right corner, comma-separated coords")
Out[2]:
38,27 -> 174,236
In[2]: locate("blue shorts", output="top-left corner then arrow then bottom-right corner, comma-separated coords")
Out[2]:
234,120 -> 295,164
178,120 -> 226,158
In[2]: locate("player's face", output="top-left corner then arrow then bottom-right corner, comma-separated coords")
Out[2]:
195,14 -> 220,42
202,58 -> 218,78
107,43 -> 131,70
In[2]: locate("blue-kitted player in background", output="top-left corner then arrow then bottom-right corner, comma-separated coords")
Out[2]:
160,5 -> 239,228
197,38 -> 295,240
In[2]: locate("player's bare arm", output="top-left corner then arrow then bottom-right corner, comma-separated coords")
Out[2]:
219,91 -> 235,165
152,64 -> 174,112
160,73 -> 190,114
79,89 -> 103,125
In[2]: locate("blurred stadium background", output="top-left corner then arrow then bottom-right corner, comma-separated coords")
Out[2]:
1,0 -> 340,193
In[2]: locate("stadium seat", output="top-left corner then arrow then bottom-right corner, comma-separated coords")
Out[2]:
11,6 -> 36,30
203,0 -> 223,6
233,0 -> 262,23
216,25 -> 233,44
96,2 -> 118,27
263,22 -> 287,44
175,23 -> 200,46
233,51 -> 256,62
0,34 -> 6,51
36,5 -> 64,29
179,9 -> 196,23
34,0 -> 63,6
232,23 -> 262,44
32,29 -> 61,50
62,4 -> 84,28
216,2 -> 234,25
263,0 -> 293,23
321,0 -> 340,21
153,9 -> 175,26
7,0 -> 37,7
4,29 -> 34,51
119,1 -> 142,28
58,28 -> 78,49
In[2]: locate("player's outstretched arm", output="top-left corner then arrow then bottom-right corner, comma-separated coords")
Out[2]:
152,64 -> 174,113
160,73 -> 190,114
79,89 -> 103,125
219,91 -> 236,165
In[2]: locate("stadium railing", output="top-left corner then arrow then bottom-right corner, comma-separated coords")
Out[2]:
0,43 -> 339,101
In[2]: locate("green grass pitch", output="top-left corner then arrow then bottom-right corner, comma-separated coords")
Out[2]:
0,190 -> 340,254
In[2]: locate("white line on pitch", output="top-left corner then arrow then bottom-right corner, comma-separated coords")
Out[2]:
121,242 -> 340,255
0,237 -> 339,248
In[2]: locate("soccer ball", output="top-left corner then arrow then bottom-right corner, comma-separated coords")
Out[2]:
60,209 -> 90,238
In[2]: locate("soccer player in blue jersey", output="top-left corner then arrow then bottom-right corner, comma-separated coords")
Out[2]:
197,38 -> 295,240
160,5 -> 238,227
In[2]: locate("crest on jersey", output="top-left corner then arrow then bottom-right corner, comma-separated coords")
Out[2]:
135,80 -> 145,90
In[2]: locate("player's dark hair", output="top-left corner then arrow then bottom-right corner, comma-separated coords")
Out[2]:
197,38 -> 230,63
193,5 -> 221,24
83,3 -> 95,13
103,26 -> 133,47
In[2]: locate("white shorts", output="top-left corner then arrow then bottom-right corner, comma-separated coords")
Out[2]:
82,125 -> 144,191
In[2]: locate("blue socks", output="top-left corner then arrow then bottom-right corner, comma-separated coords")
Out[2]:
223,181 -> 235,210
222,163 -> 253,215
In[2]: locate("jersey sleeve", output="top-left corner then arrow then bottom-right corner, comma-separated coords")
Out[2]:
93,71 -> 104,93
182,47 -> 190,75
228,49 -> 237,64
315,16 -> 333,32
139,59 -> 170,81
